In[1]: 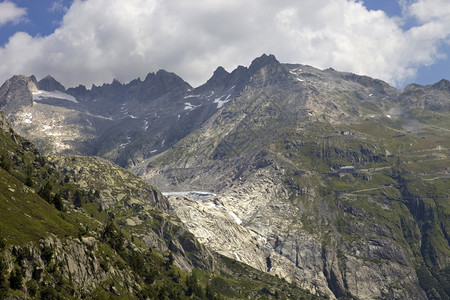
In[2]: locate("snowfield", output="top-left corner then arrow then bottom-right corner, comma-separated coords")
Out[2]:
32,90 -> 79,103
163,191 -> 216,201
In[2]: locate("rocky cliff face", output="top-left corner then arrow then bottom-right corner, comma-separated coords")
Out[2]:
1,55 -> 449,299
0,236 -> 141,298
133,55 -> 449,299
0,66 -> 249,167
0,75 -> 37,114
0,111 -> 319,299
47,154 -> 213,272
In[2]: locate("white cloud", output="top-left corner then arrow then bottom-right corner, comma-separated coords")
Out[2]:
49,0 -> 69,13
0,0 -> 449,89
0,1 -> 27,26
408,0 -> 450,22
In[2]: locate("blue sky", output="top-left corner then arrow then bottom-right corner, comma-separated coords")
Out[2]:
0,0 -> 449,88
0,0 -> 70,44
363,0 -> 450,86
364,0 -> 403,17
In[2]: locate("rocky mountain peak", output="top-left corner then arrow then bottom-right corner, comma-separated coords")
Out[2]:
38,75 -> 66,92
145,69 -> 187,84
142,69 -> 191,100
248,54 -> 280,73
430,79 -> 450,92
247,54 -> 287,86
0,75 -> 37,113
211,66 -> 229,80
194,64 -> 251,96
111,78 -> 122,86
196,56 -> 281,94
200,66 -> 230,89
66,84 -> 88,100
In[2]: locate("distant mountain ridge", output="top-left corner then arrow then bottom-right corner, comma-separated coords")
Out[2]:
0,54 -> 292,167
1,55 -> 449,299
130,55 -> 450,299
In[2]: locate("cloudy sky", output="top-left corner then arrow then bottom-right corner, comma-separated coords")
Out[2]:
0,0 -> 449,89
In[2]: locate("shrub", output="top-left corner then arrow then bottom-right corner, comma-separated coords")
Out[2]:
9,266 -> 22,290
101,221 -> 124,252
0,155 -> 11,172
41,245 -> 53,264
38,182 -> 52,204
26,280 -> 38,297
0,257 -> 8,297
53,193 -> 63,211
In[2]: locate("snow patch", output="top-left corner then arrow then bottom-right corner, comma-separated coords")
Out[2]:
150,149 -> 157,153
32,90 -> 78,103
42,125 -> 53,131
228,211 -> 242,225
162,191 -> 216,201
386,114 -> 391,118
184,102 -> 200,111
120,136 -> 132,148
184,94 -> 200,99
289,68 -> 303,75
47,132 -> 63,136
213,94 -> 232,109
85,112 -> 113,120
22,112 -> 32,124
290,68 -> 305,83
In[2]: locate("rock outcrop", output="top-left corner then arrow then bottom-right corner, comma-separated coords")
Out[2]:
0,75 -> 37,114
134,55 -> 449,299
38,75 -> 66,92
1,55 -> 449,299
0,236 -> 140,298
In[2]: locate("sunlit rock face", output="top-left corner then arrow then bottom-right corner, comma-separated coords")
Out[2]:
132,55 -> 448,299
2,54 -> 449,299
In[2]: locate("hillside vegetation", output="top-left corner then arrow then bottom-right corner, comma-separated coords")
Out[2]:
0,111 -> 320,299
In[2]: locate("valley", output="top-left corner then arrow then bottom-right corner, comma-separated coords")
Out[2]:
0,54 -> 449,299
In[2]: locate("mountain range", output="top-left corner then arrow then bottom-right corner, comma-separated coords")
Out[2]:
0,54 -> 449,299
0,56 -> 258,167
0,108 -> 318,299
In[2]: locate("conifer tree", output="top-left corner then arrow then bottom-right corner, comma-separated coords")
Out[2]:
38,182 -> 52,204
9,267 -> 22,290
53,193 -> 63,211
